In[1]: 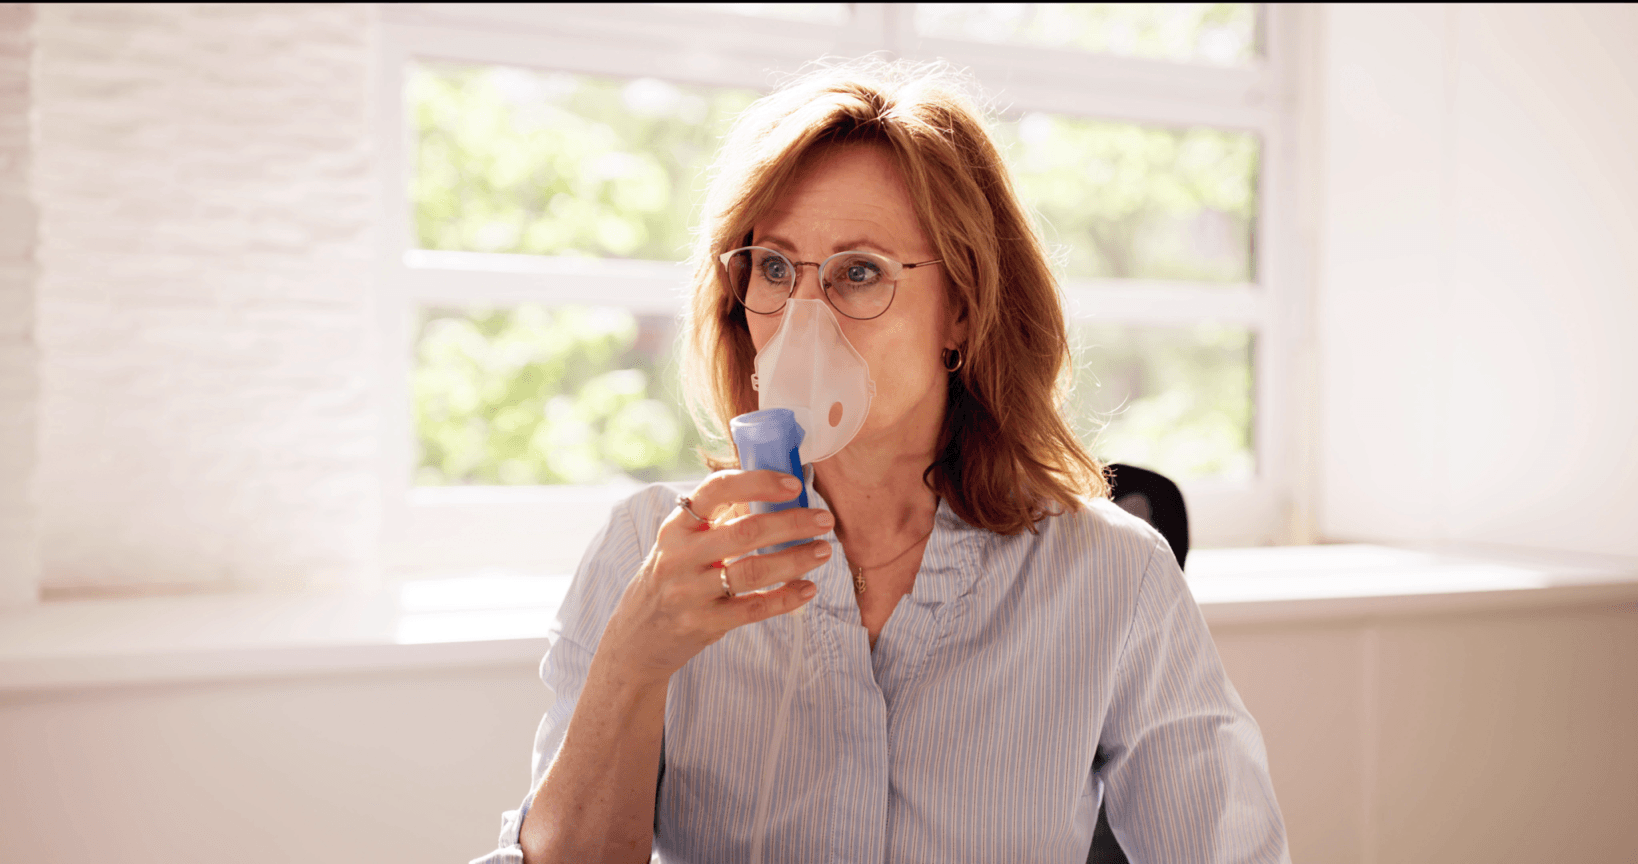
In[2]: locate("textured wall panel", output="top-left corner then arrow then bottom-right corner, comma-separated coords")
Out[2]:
0,3 -> 38,605
32,4 -> 379,592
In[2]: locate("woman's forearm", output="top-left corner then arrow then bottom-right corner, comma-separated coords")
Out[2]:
520,652 -> 668,864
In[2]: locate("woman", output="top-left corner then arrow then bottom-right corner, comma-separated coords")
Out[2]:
476,60 -> 1288,864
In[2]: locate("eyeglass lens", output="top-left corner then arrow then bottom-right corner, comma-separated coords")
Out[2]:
725,248 -> 896,319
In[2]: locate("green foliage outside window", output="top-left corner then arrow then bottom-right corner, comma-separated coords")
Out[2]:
415,305 -> 703,486
1066,324 -> 1255,480
997,113 -> 1260,282
411,63 -> 757,260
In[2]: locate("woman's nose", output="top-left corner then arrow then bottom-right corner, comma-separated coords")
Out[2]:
791,264 -> 826,302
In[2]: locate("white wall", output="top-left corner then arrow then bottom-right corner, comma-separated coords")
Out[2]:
0,664 -> 549,864
1317,4 -> 1638,556
1218,605 -> 1638,864
25,4 -> 381,596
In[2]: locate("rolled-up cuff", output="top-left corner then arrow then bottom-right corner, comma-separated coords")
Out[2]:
467,793 -> 532,864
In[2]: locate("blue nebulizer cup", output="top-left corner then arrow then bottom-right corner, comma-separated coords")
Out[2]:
730,408 -> 808,553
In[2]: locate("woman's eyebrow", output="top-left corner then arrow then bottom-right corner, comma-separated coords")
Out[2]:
754,233 -> 898,259
754,233 -> 799,255
833,238 -> 896,257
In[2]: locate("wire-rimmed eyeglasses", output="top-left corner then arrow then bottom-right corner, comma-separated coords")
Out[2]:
718,246 -> 943,320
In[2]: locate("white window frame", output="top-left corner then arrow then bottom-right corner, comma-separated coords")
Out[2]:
375,3 -> 1308,578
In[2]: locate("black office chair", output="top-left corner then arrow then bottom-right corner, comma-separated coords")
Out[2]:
1105,462 -> 1189,569
1088,463 -> 1190,864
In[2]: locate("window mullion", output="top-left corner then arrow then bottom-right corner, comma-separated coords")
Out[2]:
398,264 -> 685,317
916,45 -> 1271,131
384,16 -> 836,94
1063,282 -> 1266,327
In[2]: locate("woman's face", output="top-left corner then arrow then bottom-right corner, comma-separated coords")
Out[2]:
746,143 -> 963,456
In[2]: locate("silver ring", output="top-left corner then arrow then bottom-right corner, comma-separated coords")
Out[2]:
720,567 -> 734,598
676,494 -> 710,525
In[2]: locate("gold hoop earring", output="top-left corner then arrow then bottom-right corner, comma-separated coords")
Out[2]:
942,347 -> 964,372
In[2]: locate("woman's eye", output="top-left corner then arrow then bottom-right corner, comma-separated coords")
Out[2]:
761,259 -> 790,281
841,260 -> 882,286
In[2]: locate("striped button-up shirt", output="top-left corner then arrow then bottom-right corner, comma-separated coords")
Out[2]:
475,480 -> 1289,863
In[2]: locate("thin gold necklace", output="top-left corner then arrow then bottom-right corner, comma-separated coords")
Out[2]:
844,523 -> 935,595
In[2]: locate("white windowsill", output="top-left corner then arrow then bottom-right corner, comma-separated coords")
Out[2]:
2,545 -> 1634,696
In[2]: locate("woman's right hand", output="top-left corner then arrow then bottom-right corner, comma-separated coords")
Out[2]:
594,469 -> 833,688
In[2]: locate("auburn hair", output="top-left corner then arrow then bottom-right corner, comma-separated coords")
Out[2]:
681,58 -> 1107,534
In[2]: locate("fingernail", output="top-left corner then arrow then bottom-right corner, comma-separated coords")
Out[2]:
799,583 -> 818,599
781,476 -> 802,492
813,543 -> 831,559
815,511 -> 834,528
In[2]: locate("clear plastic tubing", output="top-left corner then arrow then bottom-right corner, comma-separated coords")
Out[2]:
730,407 -> 811,864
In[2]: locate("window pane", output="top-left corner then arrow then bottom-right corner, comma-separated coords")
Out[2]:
1066,323 -> 1254,481
997,113 -> 1260,282
413,305 -> 705,486
410,63 -> 759,260
654,3 -> 850,24
915,3 -> 1261,66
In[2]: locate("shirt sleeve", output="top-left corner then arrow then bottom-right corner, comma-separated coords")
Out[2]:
1096,540 -> 1291,863
469,492 -> 656,864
